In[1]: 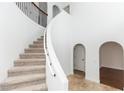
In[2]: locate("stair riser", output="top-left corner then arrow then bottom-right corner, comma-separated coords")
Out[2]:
11,84 -> 47,91
34,86 -> 48,91
33,41 -> 43,44
20,55 -> 45,59
1,79 -> 45,91
29,45 -> 44,48
14,62 -> 45,67
25,50 -> 44,53
38,88 -> 48,91
8,68 -> 45,77
37,38 -> 43,41
36,39 -> 43,41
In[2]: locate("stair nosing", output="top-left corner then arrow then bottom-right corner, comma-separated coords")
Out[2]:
3,74 -> 45,85
8,66 -> 45,72
11,83 -> 47,91
15,59 -> 46,61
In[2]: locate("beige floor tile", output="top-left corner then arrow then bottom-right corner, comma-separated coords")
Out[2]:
68,70 -> 121,91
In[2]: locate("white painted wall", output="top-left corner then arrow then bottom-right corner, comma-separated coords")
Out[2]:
0,3 -> 45,83
51,11 -> 73,75
51,2 -> 124,83
70,2 -> 124,82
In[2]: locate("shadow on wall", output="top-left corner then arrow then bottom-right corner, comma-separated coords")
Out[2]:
53,5 -> 60,18
63,5 -> 70,14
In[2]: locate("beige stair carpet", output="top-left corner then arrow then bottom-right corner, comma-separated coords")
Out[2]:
0,36 -> 47,91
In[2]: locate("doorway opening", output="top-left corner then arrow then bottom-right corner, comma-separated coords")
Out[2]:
73,44 -> 85,78
99,42 -> 124,90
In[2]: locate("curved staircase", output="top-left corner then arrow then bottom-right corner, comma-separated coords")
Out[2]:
0,36 -> 47,91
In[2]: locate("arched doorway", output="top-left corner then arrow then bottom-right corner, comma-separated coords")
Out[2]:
73,44 -> 85,77
53,5 -> 60,18
99,42 -> 124,90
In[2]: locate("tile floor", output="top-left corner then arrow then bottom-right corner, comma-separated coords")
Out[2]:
68,70 -> 121,91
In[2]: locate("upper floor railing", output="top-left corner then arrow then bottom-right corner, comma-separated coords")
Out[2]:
16,2 -> 47,27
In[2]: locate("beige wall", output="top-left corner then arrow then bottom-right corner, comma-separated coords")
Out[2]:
100,42 -> 123,70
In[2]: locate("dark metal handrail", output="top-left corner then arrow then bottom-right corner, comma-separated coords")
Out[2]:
16,2 -> 47,27
31,2 -> 48,16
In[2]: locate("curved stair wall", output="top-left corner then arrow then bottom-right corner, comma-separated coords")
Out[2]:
45,11 -> 71,90
50,11 -> 73,75
0,3 -> 45,83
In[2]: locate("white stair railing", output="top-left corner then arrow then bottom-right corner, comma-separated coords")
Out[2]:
44,31 -> 56,77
